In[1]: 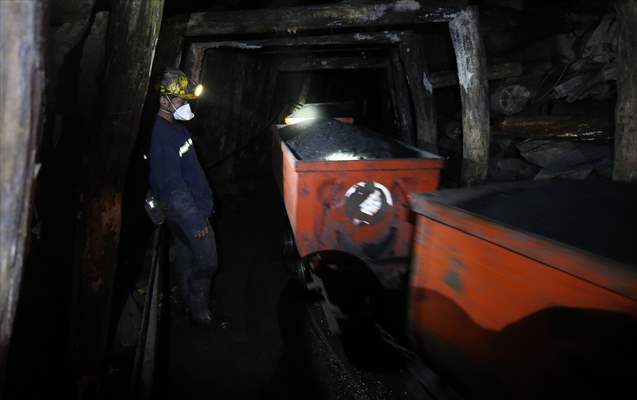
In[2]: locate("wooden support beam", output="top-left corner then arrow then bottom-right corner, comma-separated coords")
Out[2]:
260,47 -> 387,55
399,34 -> 437,151
188,31 -> 410,51
183,43 -> 206,84
277,55 -> 388,71
264,63 -> 282,125
449,6 -> 490,186
152,15 -> 188,77
429,62 -> 522,89
298,74 -> 314,105
493,116 -> 612,142
76,0 -> 164,375
390,48 -> 417,145
0,0 -> 45,387
182,32 -> 410,79
186,1 -> 466,37
140,15 -> 188,158
613,0 -> 637,182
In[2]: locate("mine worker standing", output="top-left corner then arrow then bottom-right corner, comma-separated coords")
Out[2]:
148,68 -> 217,326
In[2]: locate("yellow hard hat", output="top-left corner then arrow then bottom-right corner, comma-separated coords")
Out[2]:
159,68 -> 203,100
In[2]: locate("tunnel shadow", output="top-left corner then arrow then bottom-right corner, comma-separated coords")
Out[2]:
304,250 -> 412,372
261,280 -> 325,400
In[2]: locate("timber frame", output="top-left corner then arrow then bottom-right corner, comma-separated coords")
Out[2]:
156,0 -> 491,186
0,0 -> 45,387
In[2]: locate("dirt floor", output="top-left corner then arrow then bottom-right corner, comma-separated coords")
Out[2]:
154,174 -> 325,400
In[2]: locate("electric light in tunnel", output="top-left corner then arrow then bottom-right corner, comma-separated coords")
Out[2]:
284,102 -> 354,125
284,103 -> 321,125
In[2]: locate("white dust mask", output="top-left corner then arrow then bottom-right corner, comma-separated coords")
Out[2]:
168,97 -> 195,121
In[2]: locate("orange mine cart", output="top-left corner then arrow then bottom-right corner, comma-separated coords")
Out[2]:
408,179 -> 637,399
272,123 -> 443,287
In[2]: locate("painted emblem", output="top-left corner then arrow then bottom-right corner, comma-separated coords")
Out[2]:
344,181 -> 393,226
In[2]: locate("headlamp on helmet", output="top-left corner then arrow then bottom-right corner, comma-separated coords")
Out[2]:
159,69 -> 204,100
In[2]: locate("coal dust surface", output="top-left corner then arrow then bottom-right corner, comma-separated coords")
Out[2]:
281,119 -> 419,161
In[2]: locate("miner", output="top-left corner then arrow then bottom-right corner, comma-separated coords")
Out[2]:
148,68 -> 217,326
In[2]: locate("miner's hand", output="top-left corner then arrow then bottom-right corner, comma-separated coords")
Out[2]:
194,225 -> 209,239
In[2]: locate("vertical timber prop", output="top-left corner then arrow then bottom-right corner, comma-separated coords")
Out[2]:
449,6 -> 490,186
613,0 -> 637,182
138,14 -> 188,162
0,0 -> 45,388
399,34 -> 438,152
183,44 -> 206,84
390,47 -> 417,145
153,15 -> 189,77
76,0 -> 164,377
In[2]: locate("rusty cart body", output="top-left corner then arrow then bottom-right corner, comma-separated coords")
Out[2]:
408,179 -> 637,399
272,124 -> 443,287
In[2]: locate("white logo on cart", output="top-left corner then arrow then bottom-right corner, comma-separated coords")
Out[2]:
345,182 -> 393,226
360,190 -> 382,216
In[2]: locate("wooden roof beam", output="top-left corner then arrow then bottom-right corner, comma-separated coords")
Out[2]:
185,0 -> 466,37
277,55 -> 389,72
186,31 -> 410,51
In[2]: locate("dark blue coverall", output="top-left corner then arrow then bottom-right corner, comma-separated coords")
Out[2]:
148,116 -> 217,322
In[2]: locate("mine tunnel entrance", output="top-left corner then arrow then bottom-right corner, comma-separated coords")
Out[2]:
189,47 -> 404,191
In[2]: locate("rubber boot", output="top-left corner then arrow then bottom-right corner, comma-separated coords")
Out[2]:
189,278 -> 213,326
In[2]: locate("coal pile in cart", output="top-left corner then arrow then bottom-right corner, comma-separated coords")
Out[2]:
280,119 -> 418,161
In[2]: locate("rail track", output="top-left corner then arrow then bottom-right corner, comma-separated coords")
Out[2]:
297,264 -> 462,400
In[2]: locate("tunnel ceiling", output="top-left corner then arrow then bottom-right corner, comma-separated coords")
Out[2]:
164,0 -> 340,16
163,0 -> 610,17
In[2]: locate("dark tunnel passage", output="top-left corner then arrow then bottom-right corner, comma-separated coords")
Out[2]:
140,50 -> 418,399
2,1 -> 636,400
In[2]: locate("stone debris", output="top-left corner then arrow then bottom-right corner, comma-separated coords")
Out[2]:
516,139 -> 612,180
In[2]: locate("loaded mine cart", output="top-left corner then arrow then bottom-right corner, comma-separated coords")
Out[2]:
408,179 -> 637,399
272,118 -> 443,293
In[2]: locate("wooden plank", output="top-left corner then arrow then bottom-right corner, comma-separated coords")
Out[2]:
187,31 -> 410,50
493,115 -> 612,142
613,0 -> 637,182
390,47 -> 417,145
429,62 -> 522,89
183,44 -> 206,83
76,0 -> 164,376
399,34 -> 438,151
0,0 -> 45,387
277,55 -> 388,71
186,1 -> 466,37
139,14 -> 188,160
260,47 -> 387,55
449,6 -> 490,186
152,15 -> 188,76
